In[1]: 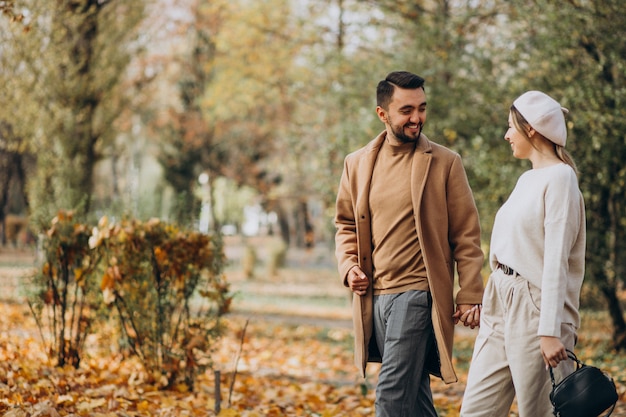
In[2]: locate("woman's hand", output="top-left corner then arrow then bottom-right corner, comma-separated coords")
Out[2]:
347,265 -> 369,296
453,304 -> 481,328
540,336 -> 568,369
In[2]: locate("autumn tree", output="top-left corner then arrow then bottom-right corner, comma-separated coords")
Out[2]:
288,0 -> 392,245
151,0 -> 219,227
143,0 -> 282,232
1,1 -> 145,229
197,0 -> 306,243
205,0 -> 518,247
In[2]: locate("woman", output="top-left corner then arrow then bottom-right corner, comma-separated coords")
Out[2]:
460,91 -> 586,417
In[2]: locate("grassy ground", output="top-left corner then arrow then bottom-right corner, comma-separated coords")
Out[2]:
0,238 -> 624,416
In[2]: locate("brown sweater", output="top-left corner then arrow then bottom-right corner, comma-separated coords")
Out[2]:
370,139 -> 428,294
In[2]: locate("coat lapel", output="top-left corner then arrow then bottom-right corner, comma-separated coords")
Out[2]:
355,132 -> 385,218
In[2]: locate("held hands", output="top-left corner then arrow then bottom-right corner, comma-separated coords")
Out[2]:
540,336 -> 568,369
453,304 -> 481,329
348,265 -> 369,296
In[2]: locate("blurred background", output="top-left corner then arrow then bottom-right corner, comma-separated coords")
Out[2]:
0,0 -> 625,346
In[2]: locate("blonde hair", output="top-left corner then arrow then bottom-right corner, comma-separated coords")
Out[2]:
510,106 -> 578,175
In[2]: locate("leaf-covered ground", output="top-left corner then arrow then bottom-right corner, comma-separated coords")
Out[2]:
0,242 -> 625,416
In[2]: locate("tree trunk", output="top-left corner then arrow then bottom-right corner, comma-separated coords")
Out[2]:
294,199 -> 314,249
274,202 -> 290,246
600,283 -> 626,350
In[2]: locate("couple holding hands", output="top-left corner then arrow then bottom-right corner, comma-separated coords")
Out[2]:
335,71 -> 585,417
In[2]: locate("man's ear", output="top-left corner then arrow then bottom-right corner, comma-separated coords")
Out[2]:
376,106 -> 387,123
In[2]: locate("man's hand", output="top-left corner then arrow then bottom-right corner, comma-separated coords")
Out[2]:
453,304 -> 481,328
347,265 -> 369,296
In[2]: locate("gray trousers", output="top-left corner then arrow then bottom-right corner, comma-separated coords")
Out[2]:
374,290 -> 438,417
460,269 -> 576,417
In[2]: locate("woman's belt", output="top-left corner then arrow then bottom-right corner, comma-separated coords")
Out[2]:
496,262 -> 517,276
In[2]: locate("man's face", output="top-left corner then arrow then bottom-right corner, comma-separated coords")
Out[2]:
377,87 -> 427,143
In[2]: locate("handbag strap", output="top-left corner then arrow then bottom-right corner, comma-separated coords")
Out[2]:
549,349 -> 616,417
549,349 -> 582,389
603,403 -> 616,417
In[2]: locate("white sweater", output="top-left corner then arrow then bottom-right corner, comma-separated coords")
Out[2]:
489,163 -> 586,337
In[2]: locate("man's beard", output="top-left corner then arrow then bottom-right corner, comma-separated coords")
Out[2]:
390,122 -> 422,143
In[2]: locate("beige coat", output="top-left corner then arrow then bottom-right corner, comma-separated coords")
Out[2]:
335,131 -> 484,383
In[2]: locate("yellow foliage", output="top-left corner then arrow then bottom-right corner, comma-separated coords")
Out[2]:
100,270 -> 113,291
217,409 -> 240,417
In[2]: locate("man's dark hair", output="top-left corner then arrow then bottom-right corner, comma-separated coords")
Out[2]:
376,71 -> 425,109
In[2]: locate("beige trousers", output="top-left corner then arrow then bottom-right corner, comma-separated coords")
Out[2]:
460,269 -> 576,417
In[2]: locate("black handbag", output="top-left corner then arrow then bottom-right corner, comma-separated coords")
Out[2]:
549,350 -> 618,417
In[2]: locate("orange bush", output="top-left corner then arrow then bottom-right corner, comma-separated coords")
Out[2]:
92,216 -> 231,390
28,211 -> 231,391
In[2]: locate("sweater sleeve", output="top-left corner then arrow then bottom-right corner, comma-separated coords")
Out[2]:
538,168 -> 583,337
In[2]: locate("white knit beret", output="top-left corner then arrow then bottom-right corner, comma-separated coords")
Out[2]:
513,91 -> 569,147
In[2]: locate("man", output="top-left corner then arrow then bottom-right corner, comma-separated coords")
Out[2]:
334,71 -> 484,417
